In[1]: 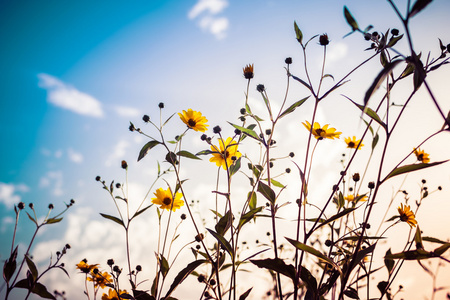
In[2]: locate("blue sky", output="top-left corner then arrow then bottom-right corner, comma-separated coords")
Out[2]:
1,0 -> 450,299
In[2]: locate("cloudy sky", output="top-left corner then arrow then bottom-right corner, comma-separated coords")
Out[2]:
1,0 -> 450,299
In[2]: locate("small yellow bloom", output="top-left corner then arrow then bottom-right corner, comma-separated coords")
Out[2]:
76,260 -> 98,274
398,203 -> 417,227
413,148 -> 430,163
101,289 -> 128,300
302,121 -> 341,140
87,271 -> 112,289
344,194 -> 368,202
209,137 -> 242,170
178,109 -> 209,132
152,187 -> 184,212
243,64 -> 254,79
345,136 -> 364,150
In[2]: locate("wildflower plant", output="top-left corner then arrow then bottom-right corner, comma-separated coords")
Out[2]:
54,0 -> 450,299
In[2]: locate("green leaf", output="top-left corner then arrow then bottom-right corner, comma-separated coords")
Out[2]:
299,267 -> 318,297
239,288 -> 253,300
248,192 -> 257,211
25,255 -> 38,280
257,181 -> 276,204
138,140 -> 161,162
380,50 -> 388,67
133,290 -> 155,300
250,258 -> 296,282
343,96 -> 386,129
278,97 -> 309,119
159,254 -> 169,278
433,243 -> 450,256
409,0 -> 432,18
207,229 -> 234,259
343,6 -> 359,32
270,178 -> 285,188
385,249 -> 433,260
119,293 -> 134,299
286,238 -> 341,274
372,132 -> 379,150
30,282 -> 56,299
343,287 -> 359,299
45,217 -> 63,224
238,206 -> 263,229
364,59 -> 403,107
132,204 -> 153,219
229,157 -> 241,176
383,160 -> 449,181
229,123 -> 261,142
3,246 -> 18,283
349,243 -> 376,273
177,150 -> 201,160
100,213 -> 125,228
195,150 -> 213,156
294,21 -> 303,44
215,210 -> 232,236
422,236 -> 448,244
26,212 -> 38,226
165,151 -> 178,165
384,249 -> 395,274
312,208 -> 356,233
415,226 -> 424,250
163,112 -> 176,127
291,75 -> 312,91
388,34 -> 404,48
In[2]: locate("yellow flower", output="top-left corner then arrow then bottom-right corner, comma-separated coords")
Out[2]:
243,64 -> 254,79
398,203 -> 417,227
87,271 -> 112,289
152,187 -> 184,212
345,136 -> 364,150
302,121 -> 341,140
209,137 -> 242,170
101,289 -> 128,300
178,109 -> 209,132
76,260 -> 98,274
344,194 -> 368,202
413,148 -> 430,163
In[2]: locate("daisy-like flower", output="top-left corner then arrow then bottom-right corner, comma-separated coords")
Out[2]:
152,187 -> 184,212
88,271 -> 112,289
76,260 -> 98,274
243,64 -> 254,79
413,148 -> 430,163
178,109 -> 209,132
345,136 -> 364,150
344,194 -> 368,202
398,203 -> 417,227
302,121 -> 341,140
101,289 -> 128,300
209,137 -> 242,170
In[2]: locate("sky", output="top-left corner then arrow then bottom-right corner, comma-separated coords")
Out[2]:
1,0 -> 450,299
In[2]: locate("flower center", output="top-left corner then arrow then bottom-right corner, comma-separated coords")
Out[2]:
188,119 -> 197,127
399,213 -> 408,222
348,141 -> 355,148
417,154 -> 424,161
315,128 -> 324,136
163,197 -> 172,205
221,151 -> 230,159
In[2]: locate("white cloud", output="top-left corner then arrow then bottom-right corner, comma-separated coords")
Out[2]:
39,171 -> 64,196
188,0 -> 229,39
105,140 -> 130,167
1,216 -> 14,233
113,105 -> 141,118
38,73 -> 104,118
68,148 -> 84,163
0,182 -> 29,209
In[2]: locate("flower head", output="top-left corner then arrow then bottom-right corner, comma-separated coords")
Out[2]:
88,271 -> 112,289
178,109 -> 209,132
243,64 -> 254,79
302,121 -> 341,140
209,137 -> 241,170
152,188 -> 184,212
319,34 -> 329,46
345,136 -> 364,150
102,289 -> 128,300
76,260 -> 98,274
413,148 -> 430,163
398,203 -> 417,227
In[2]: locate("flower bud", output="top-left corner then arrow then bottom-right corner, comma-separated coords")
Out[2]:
95,176 -> 101,181
195,233 -> 204,242
107,259 -> 115,266
48,203 -> 54,210
352,173 -> 360,182
391,28 -> 399,36
368,181 -> 375,189
319,34 -> 329,46
213,126 -> 221,134
121,160 -> 128,169
18,202 -> 25,210
158,102 -> 165,108
142,115 -> 150,122
285,57 -> 292,64
240,108 -> 246,115
256,84 -> 265,92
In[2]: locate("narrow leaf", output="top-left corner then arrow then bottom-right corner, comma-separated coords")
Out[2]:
294,21 -> 303,44
100,213 -> 125,228
250,258 -> 296,282
31,282 -> 56,299
433,243 -> 450,256
291,75 -> 312,91
177,150 -> 201,160
25,255 -> 38,280
344,6 -> 359,32
132,204 -> 153,219
207,229 -> 234,259
45,217 -> 63,224
312,208 -> 356,232
248,192 -> 257,211
138,140 -> 161,162
409,0 -> 432,18
343,96 -> 386,129
228,122 -> 261,142
383,160 -> 449,181
215,210 -> 232,236
257,181 -> 276,204
229,157 -> 241,176
159,255 -> 169,278
278,97 -> 309,119
364,60 -> 403,107
238,206 -> 263,229
286,238 -> 341,274
239,288 -> 253,300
